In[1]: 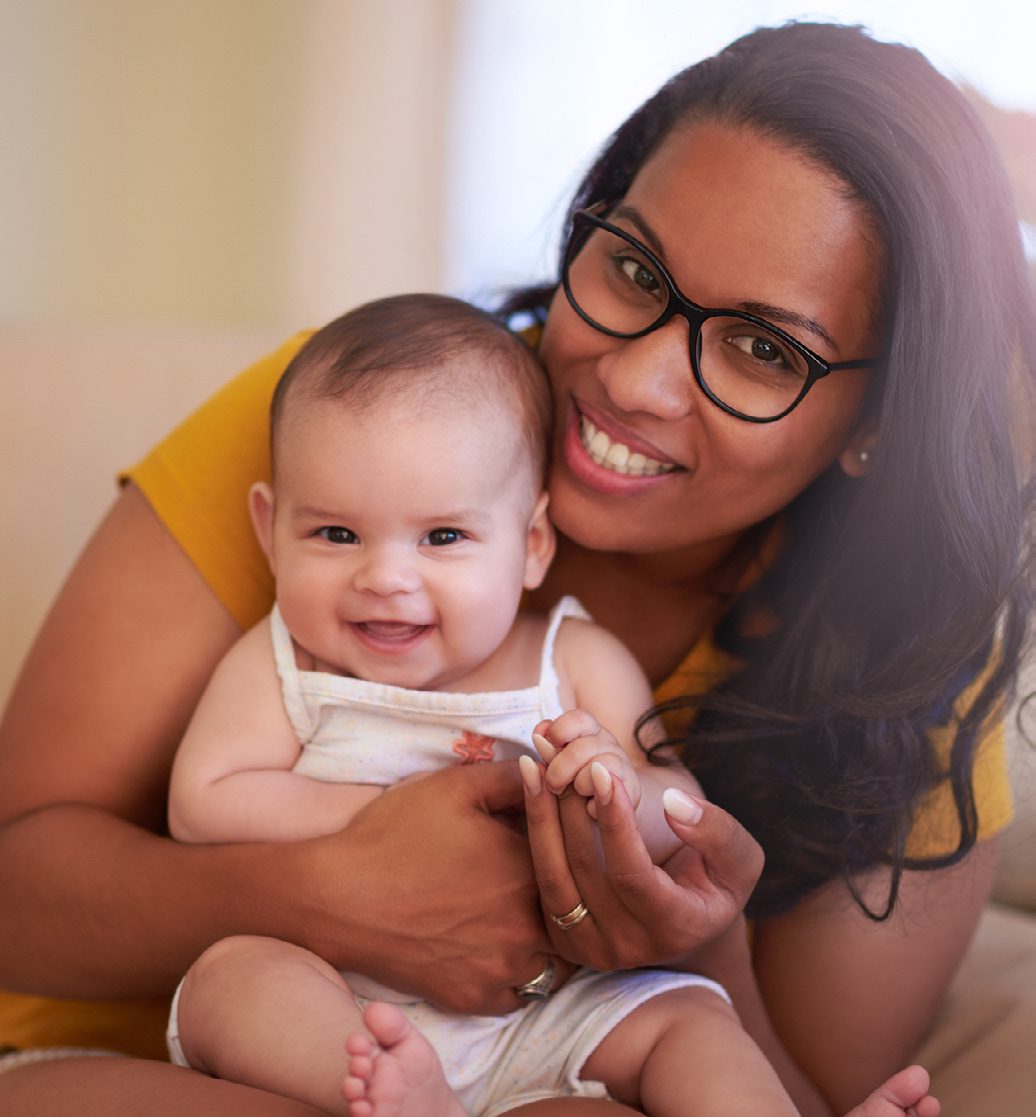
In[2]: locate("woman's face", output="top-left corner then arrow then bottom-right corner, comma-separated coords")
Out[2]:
540,119 -> 883,559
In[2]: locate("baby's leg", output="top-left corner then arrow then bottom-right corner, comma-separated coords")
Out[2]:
176,934 -> 370,1115
582,985 -> 798,1116
342,1002 -> 466,1117
581,985 -> 938,1117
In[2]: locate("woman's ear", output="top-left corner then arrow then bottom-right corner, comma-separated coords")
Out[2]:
523,491 -> 556,590
249,481 -> 277,573
838,422 -> 878,478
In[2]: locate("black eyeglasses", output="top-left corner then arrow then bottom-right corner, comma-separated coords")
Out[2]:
562,208 -> 875,423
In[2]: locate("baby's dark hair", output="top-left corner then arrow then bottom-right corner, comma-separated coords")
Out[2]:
271,293 -> 551,484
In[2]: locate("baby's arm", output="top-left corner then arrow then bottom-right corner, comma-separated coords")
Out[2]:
168,616 -> 382,844
536,619 -> 702,863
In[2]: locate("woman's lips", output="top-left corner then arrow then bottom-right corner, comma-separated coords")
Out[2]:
561,401 -> 683,494
578,414 -> 679,476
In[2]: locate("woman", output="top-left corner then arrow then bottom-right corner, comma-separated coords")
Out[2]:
0,21 -> 1031,1116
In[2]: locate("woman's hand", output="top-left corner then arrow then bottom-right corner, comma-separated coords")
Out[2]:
520,756 -> 763,974
532,710 -> 642,816
295,760 -> 558,1016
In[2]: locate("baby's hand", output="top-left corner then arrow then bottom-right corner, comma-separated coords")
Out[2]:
532,710 -> 641,818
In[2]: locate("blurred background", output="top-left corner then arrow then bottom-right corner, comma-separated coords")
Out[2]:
2,0 -> 1035,704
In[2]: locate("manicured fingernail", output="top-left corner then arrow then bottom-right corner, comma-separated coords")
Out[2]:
663,787 -> 703,824
590,761 -> 613,806
519,754 -> 543,796
531,732 -> 557,761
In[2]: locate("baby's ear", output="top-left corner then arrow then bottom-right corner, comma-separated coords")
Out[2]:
523,491 -> 556,590
249,481 -> 277,573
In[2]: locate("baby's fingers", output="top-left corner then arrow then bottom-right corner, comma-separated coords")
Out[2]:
544,738 -> 627,796
538,710 -> 601,752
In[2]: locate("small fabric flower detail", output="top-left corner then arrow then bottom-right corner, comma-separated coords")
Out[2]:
452,731 -> 496,764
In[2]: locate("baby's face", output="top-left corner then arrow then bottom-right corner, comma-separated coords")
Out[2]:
259,390 -> 551,690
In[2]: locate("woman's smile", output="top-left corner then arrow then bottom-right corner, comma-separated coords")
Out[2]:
578,411 -> 680,478
562,398 -> 685,497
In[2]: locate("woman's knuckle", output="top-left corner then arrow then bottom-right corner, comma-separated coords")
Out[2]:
564,843 -> 598,877
533,867 -> 570,896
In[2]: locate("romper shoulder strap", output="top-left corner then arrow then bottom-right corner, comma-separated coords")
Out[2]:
537,595 -> 592,717
269,604 -> 314,743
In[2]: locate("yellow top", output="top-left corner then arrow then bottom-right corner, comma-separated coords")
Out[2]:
1,330 -> 1012,1057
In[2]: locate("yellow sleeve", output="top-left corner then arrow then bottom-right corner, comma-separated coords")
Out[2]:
906,672 -> 1014,858
121,329 -> 313,630
0,994 -> 170,1059
655,636 -> 1013,860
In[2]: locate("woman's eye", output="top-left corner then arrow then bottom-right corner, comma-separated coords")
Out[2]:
425,528 -> 462,546
729,334 -> 790,368
617,255 -> 661,295
317,526 -> 358,545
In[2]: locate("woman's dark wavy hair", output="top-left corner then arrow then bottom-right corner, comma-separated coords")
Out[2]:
504,21 -> 1035,919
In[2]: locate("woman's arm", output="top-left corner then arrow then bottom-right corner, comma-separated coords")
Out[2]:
523,765 -> 995,1116
168,620 -> 383,844
0,485 -> 550,1012
751,839 -> 997,1114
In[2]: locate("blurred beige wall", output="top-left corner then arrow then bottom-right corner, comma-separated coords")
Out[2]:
1,0 -> 459,707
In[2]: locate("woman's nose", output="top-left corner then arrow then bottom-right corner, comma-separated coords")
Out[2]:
352,547 -> 420,596
595,317 -> 697,421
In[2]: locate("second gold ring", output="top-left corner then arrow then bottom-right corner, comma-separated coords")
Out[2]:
551,900 -> 590,930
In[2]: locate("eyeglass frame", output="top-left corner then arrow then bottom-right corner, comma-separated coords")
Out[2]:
561,207 -> 876,423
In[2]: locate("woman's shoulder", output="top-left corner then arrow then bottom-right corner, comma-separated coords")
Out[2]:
121,330 -> 315,631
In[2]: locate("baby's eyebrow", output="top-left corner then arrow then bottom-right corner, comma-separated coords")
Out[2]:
429,507 -> 490,527
292,505 -> 346,521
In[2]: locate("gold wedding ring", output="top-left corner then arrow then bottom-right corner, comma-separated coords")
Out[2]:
551,900 -> 590,930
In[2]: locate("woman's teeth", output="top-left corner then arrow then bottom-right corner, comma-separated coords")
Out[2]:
579,417 -> 677,476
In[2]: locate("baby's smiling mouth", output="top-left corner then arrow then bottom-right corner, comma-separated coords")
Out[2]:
354,622 -> 430,642
578,415 -> 679,477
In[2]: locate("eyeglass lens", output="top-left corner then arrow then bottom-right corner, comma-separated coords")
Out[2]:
565,223 -> 812,420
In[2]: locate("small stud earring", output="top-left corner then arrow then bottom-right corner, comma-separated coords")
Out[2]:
859,450 -> 870,464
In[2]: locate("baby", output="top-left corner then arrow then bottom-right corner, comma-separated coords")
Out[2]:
166,294 -> 939,1117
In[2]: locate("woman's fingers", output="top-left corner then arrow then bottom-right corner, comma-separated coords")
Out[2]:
466,755 -> 528,815
522,755 -> 764,974
520,756 -> 585,920
588,778 -> 762,965
524,757 -> 644,968
342,761 -> 552,1013
661,790 -> 764,903
521,756 -> 628,963
591,771 -> 658,898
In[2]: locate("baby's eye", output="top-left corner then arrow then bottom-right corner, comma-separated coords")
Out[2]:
316,526 -> 358,545
424,528 -> 463,546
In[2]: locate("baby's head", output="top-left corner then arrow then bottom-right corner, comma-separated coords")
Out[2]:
252,294 -> 556,689
268,293 -> 551,490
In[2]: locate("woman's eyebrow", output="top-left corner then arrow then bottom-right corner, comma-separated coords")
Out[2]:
611,203 -> 840,354
737,301 -> 839,353
610,203 -> 666,257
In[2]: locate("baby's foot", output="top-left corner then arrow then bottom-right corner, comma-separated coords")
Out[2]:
845,1065 -> 940,1117
341,1001 -> 466,1117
